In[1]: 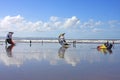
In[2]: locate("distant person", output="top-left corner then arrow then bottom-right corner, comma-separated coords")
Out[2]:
5,32 -> 15,45
112,41 -> 114,44
30,40 -> 32,44
42,40 -> 43,44
112,40 -> 115,49
30,40 -> 32,47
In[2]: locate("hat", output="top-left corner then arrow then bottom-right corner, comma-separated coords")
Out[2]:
9,32 -> 14,34
62,33 -> 65,35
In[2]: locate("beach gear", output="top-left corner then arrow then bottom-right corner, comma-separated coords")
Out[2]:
97,42 -> 113,54
97,43 -> 113,49
97,44 -> 107,49
97,48 -> 107,53
62,43 -> 70,48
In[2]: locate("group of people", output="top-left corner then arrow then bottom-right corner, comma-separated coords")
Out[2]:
104,41 -> 113,49
97,41 -> 113,50
5,32 -> 114,51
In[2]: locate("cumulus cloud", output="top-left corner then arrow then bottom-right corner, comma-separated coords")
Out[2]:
92,28 -> 103,32
50,16 -> 59,22
64,16 -> 80,28
0,15 -> 24,31
0,15 -> 81,32
108,20 -> 119,24
80,19 -> 103,29
108,20 -> 120,28
0,15 -> 120,34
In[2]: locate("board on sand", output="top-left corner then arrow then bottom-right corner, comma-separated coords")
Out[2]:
62,43 -> 70,48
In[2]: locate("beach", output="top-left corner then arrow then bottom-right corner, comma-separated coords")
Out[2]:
0,0 -> 120,79
0,42 -> 120,80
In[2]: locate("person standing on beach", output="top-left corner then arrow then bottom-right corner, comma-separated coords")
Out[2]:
5,32 -> 15,45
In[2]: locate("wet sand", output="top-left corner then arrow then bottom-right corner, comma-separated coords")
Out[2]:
0,43 -> 120,80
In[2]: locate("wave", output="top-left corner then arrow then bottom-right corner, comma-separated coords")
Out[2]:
0,38 -> 120,43
12,39 -> 120,44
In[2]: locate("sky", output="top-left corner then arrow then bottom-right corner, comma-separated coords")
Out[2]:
0,0 -> 120,39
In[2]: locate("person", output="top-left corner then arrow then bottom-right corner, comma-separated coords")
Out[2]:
30,40 -> 32,44
104,41 -> 113,49
112,41 -> 114,44
107,43 -> 113,49
58,33 -> 67,45
30,40 -> 32,47
104,40 -> 109,48
5,32 -> 15,45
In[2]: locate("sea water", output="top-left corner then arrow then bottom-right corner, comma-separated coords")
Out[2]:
0,42 -> 120,80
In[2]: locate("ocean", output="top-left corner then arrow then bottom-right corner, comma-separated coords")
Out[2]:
0,37 -> 120,44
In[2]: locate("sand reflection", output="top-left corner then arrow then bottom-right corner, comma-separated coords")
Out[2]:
5,45 -> 15,57
58,47 -> 68,58
0,43 -> 117,67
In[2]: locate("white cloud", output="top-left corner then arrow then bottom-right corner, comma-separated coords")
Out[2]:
50,16 -> 59,22
0,15 -> 119,35
63,16 -> 80,28
108,20 -> 119,24
108,20 -> 120,28
92,28 -> 103,32
54,21 -> 62,27
0,15 -> 24,31
0,15 -> 81,32
80,19 -> 103,29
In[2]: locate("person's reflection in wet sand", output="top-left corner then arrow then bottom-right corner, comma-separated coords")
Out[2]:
73,40 -> 76,48
30,40 -> 32,47
5,44 -> 15,57
97,48 -> 112,55
30,43 -> 32,47
58,47 -> 68,58
107,49 -> 112,54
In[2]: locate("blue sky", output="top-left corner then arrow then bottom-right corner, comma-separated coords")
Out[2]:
0,0 -> 120,39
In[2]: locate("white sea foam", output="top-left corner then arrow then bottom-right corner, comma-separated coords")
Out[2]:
15,39 -> 120,44
0,38 -> 120,43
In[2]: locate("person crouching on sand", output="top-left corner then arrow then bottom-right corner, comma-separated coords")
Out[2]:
5,32 -> 15,45
58,33 -> 68,45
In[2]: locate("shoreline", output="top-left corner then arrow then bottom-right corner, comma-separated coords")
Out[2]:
1,39 -> 120,44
